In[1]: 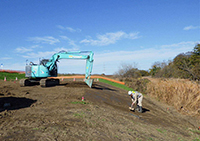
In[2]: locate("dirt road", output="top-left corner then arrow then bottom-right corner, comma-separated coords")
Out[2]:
0,80 -> 199,141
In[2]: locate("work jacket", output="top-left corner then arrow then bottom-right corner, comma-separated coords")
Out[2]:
131,91 -> 142,104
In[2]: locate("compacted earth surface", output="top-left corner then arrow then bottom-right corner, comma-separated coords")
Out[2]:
0,79 -> 199,141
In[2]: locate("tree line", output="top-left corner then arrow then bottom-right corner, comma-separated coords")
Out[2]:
149,44 -> 200,81
115,44 -> 200,81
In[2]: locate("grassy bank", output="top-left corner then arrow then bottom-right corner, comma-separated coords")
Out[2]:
0,72 -> 26,81
98,78 -> 134,91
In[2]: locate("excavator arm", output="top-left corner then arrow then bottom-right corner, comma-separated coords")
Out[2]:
45,51 -> 94,87
46,51 -> 94,78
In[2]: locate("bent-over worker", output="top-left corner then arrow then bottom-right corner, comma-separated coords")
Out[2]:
128,91 -> 143,113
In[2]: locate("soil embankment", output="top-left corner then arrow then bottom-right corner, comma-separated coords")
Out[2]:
0,80 -> 199,140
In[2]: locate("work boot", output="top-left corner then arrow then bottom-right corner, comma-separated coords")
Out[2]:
138,106 -> 143,113
136,105 -> 139,111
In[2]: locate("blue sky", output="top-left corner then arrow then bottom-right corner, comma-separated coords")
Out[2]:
0,0 -> 199,74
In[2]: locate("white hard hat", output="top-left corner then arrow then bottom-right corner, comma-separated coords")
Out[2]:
128,91 -> 132,95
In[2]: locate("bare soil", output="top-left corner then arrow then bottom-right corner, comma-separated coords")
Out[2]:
0,80 -> 199,141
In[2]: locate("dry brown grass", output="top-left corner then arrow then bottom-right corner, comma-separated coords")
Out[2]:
146,78 -> 200,117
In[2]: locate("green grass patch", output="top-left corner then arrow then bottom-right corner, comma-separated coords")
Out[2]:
98,78 -> 134,91
156,128 -> 166,133
0,72 -> 26,81
147,137 -> 154,141
188,128 -> 200,134
73,112 -> 85,118
32,127 -> 39,130
193,138 -> 200,141
70,101 -> 89,104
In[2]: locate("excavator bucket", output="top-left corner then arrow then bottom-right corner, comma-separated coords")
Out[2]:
85,79 -> 94,88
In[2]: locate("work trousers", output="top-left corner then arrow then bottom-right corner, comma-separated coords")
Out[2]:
138,95 -> 143,107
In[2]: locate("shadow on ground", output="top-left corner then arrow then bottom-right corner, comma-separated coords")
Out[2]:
142,107 -> 150,113
92,83 -> 117,91
0,97 -> 37,112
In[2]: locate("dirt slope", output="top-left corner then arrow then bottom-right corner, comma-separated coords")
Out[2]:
0,80 -> 199,141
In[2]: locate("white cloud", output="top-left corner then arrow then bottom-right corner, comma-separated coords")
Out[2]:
60,36 -> 79,48
22,51 -> 56,59
57,25 -> 81,33
53,47 -> 70,53
16,47 -> 33,53
80,31 -> 141,46
92,49 -> 167,74
66,27 -> 77,33
126,32 -> 141,39
57,25 -> 65,30
1,63 -> 25,71
0,57 -> 12,60
183,25 -> 200,30
54,47 -> 79,52
15,45 -> 42,54
30,45 -> 42,48
161,41 -> 200,49
21,47 -> 80,59
28,36 -> 60,45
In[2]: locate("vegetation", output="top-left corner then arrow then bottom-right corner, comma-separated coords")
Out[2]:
114,63 -> 150,82
149,44 -> 200,81
98,78 -> 134,91
147,78 -> 200,116
125,78 -> 150,94
113,63 -> 150,93
70,101 -> 89,104
0,72 -> 26,81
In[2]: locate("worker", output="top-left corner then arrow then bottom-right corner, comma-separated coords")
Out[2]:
128,91 -> 143,113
